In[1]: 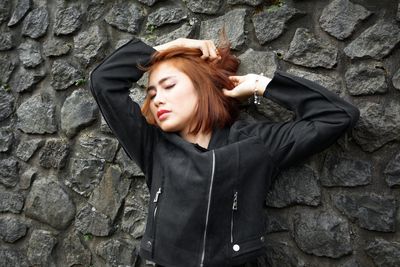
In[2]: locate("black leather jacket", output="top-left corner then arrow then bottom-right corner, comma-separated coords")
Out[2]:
89,38 -> 360,267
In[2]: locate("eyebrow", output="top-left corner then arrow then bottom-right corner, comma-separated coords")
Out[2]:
147,76 -> 176,92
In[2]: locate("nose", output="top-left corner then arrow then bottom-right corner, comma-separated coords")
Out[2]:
153,90 -> 165,106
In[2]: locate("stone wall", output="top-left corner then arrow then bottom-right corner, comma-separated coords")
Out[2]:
0,0 -> 400,266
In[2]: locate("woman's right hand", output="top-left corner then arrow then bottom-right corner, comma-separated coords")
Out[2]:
154,38 -> 221,61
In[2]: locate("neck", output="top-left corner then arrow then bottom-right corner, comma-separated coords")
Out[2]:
180,130 -> 212,149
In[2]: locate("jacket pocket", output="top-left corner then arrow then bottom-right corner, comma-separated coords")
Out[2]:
230,235 -> 266,264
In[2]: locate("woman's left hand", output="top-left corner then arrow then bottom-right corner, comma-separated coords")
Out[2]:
223,74 -> 272,101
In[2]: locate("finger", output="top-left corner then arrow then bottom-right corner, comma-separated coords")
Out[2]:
229,75 -> 245,84
200,43 -> 210,60
222,88 -> 235,98
207,40 -> 218,59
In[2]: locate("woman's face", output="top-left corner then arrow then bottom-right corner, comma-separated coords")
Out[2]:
147,61 -> 198,134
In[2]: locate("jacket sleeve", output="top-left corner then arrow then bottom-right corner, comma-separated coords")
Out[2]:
89,38 -> 158,177
242,70 -> 360,170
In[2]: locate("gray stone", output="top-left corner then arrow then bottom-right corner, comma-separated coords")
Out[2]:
365,239 -> 400,267
252,5 -> 303,44
121,178 -> 149,238
38,139 -> 70,169
147,7 -> 187,28
266,165 -> 320,208
0,0 -> 10,24
25,178 -> 76,230
284,28 -> 338,69
0,186 -> 24,213
15,138 -> 44,162
384,152 -> 400,187
21,7 -> 49,39
345,62 -> 387,95
339,258 -> 360,267
8,0 -> 31,27
398,2 -> 400,21
75,204 -> 112,236
20,168 -> 36,189
319,0 -> 371,40
187,0 -> 222,14
321,153 -> 372,187
228,0 -> 263,6
75,133 -> 119,163
353,101 -> 400,152
0,54 -> 16,83
104,3 -> 144,34
89,166 -> 130,218
61,231 -> 91,267
96,238 -> 137,266
100,115 -> 112,133
392,68 -> 400,90
10,67 -> 46,93
51,60 -> 81,90
17,39 -> 43,68
0,247 -> 28,267
265,209 -> 288,234
237,49 -> 277,78
54,6 -> 82,36
0,216 -> 28,243
334,193 -> 396,232
43,38 -> 71,57
73,25 -> 108,66
27,229 -> 57,266
66,157 -> 105,196
200,9 -> 247,50
87,0 -> 105,22
130,86 -> 147,107
0,86 -> 14,122
116,147 -> 144,177
287,68 -> 342,95
292,210 -> 352,258
0,128 -> 13,152
138,0 -> 160,6
0,158 -> 19,188
344,21 -> 400,59
61,89 -> 98,138
265,240 -> 305,267
151,22 -> 196,46
0,31 -> 13,51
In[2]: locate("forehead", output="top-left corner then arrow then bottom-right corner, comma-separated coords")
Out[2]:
148,61 -> 183,82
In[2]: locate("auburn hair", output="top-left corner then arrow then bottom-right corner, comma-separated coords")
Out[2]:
141,42 -> 241,135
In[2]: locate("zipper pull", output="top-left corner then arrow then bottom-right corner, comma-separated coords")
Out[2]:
153,187 -> 162,203
232,191 -> 238,210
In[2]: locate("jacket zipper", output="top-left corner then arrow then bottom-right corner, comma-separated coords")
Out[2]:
231,191 -> 238,243
200,151 -> 216,267
152,187 -> 162,257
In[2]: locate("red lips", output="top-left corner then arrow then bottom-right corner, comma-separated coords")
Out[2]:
157,109 -> 170,120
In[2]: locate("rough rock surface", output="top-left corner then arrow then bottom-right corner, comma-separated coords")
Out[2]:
284,28 -> 338,68
8,0 -> 31,27
200,9 -> 246,49
51,60 -> 81,90
0,216 -> 28,243
319,0 -> 371,40
253,5 -> 303,44
292,210 -> 352,258
384,152 -> 400,187
75,204 -> 113,236
0,158 -> 19,187
73,25 -> 108,66
38,139 -> 70,169
334,194 -> 396,232
187,0 -> 222,14
24,178 -> 76,230
353,101 -> 400,152
21,7 -> 48,39
321,153 -> 372,187
365,239 -> 400,267
104,2 -> 144,34
27,230 -> 57,266
61,89 -> 98,138
344,21 -> 400,59
345,62 -> 387,95
54,6 -> 82,36
265,165 -> 321,207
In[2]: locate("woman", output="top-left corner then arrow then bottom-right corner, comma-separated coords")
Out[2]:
89,37 -> 359,267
